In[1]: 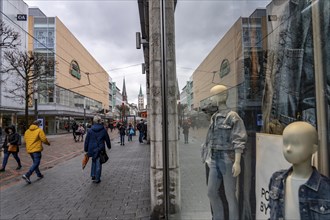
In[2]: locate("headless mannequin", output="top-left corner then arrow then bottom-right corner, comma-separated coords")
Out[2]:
206,85 -> 247,220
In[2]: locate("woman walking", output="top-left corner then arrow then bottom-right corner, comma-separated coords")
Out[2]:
0,125 -> 22,172
84,115 -> 111,183
127,123 -> 134,142
118,124 -> 126,146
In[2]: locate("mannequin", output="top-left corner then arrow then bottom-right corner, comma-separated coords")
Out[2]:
204,85 -> 247,220
269,122 -> 330,220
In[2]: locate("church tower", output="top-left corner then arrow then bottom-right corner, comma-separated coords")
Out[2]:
122,77 -> 127,103
138,85 -> 144,110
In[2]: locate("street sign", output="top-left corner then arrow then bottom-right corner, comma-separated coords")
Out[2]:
17,14 -> 27,21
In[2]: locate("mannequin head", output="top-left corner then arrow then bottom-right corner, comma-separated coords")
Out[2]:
210,85 -> 228,106
282,121 -> 318,165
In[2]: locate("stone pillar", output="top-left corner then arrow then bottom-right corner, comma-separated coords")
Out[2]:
149,0 -> 180,218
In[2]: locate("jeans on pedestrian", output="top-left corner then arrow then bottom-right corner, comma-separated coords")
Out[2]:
120,134 -> 125,145
2,151 -> 21,169
91,157 -> 102,181
128,134 -> 132,141
139,131 -> 144,143
26,152 -> 42,178
207,150 -> 238,220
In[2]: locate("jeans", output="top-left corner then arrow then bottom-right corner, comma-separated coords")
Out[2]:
91,157 -> 102,181
26,152 -> 42,177
120,134 -> 125,145
139,131 -> 144,143
2,151 -> 21,169
207,150 -> 238,220
128,134 -> 132,141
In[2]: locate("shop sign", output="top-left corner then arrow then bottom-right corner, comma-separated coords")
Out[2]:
255,133 -> 290,219
70,60 -> 81,80
219,59 -> 230,78
17,14 -> 27,21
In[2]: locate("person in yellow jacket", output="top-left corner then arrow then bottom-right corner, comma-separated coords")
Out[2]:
22,120 -> 50,184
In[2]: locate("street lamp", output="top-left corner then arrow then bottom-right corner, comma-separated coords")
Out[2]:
34,86 -> 38,120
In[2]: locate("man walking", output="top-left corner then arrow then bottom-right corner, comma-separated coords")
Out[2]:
22,120 -> 50,184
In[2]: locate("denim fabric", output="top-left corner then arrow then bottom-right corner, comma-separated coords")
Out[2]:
120,134 -> 125,145
128,134 -> 132,141
26,152 -> 42,177
206,109 -> 247,153
269,167 -> 330,220
91,157 -> 102,181
2,151 -> 21,169
207,150 -> 238,220
263,0 -> 330,131
139,131 -> 144,143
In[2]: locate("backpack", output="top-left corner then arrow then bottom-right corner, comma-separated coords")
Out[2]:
129,128 -> 134,135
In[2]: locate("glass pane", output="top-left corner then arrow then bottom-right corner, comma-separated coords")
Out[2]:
171,0 -> 330,219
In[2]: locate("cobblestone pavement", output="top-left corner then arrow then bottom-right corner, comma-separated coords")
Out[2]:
0,130 -> 151,220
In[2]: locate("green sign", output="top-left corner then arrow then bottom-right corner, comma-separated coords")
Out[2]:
70,60 -> 81,80
219,59 -> 230,78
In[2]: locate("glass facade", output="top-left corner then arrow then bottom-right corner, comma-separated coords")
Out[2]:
161,0 -> 329,219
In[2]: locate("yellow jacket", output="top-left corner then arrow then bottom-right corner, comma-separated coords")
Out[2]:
24,125 -> 50,153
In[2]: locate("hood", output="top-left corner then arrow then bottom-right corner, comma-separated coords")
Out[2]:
28,124 -> 40,131
91,124 -> 104,133
5,125 -> 16,134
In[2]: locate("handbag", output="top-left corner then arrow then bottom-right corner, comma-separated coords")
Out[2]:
8,144 -> 18,152
99,150 -> 109,164
82,153 -> 89,169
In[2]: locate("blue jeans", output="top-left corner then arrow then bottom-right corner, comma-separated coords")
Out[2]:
139,131 -> 144,143
26,152 -> 42,178
207,151 -> 238,220
91,157 -> 102,181
128,134 -> 132,141
120,134 -> 125,145
2,151 -> 21,169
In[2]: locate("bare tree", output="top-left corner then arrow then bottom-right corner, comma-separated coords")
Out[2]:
2,50 -> 55,127
0,20 -> 20,49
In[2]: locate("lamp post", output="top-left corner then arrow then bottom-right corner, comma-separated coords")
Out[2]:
34,87 -> 38,120
83,98 -> 86,127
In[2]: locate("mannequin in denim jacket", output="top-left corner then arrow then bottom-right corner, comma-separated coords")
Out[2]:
269,122 -> 330,220
205,85 -> 247,220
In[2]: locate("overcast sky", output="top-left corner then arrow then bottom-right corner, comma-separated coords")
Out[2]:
24,0 -> 270,104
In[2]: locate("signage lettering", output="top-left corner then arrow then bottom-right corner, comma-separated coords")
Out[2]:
17,14 -> 27,21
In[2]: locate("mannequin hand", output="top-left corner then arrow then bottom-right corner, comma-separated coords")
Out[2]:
232,162 -> 241,177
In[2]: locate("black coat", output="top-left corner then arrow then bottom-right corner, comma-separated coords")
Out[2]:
2,125 -> 20,152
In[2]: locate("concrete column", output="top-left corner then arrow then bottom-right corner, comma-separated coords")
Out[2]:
149,0 -> 180,218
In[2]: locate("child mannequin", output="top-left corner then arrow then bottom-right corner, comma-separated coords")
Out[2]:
269,121 -> 330,220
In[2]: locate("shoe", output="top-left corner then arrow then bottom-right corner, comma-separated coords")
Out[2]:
93,179 -> 101,184
0,168 -> 5,172
37,174 -> 44,179
22,175 -> 31,184
16,165 -> 22,170
91,176 -> 96,180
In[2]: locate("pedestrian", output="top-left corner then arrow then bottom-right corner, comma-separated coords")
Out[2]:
109,122 -> 114,132
182,121 -> 190,144
71,122 -> 78,142
22,120 -> 50,184
127,123 -> 134,142
137,119 -> 145,143
143,121 -> 147,140
0,125 -> 22,172
84,115 -> 111,183
119,123 -> 126,146
77,124 -> 85,142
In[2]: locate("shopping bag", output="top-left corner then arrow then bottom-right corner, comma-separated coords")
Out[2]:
82,153 -> 89,169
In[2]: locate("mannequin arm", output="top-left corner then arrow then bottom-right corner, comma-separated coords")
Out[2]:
232,152 -> 241,177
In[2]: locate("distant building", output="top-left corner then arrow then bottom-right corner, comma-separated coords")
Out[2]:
0,0 -> 29,129
138,85 -> 144,110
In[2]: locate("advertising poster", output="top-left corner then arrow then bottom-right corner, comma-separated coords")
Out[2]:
255,133 -> 290,220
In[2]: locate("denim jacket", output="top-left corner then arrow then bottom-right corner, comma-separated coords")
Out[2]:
269,167 -> 330,220
205,109 -> 247,153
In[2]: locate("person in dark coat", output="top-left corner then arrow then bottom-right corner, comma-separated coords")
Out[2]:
84,115 -> 111,183
119,124 -> 126,146
0,125 -> 22,172
71,122 -> 78,142
182,121 -> 190,144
